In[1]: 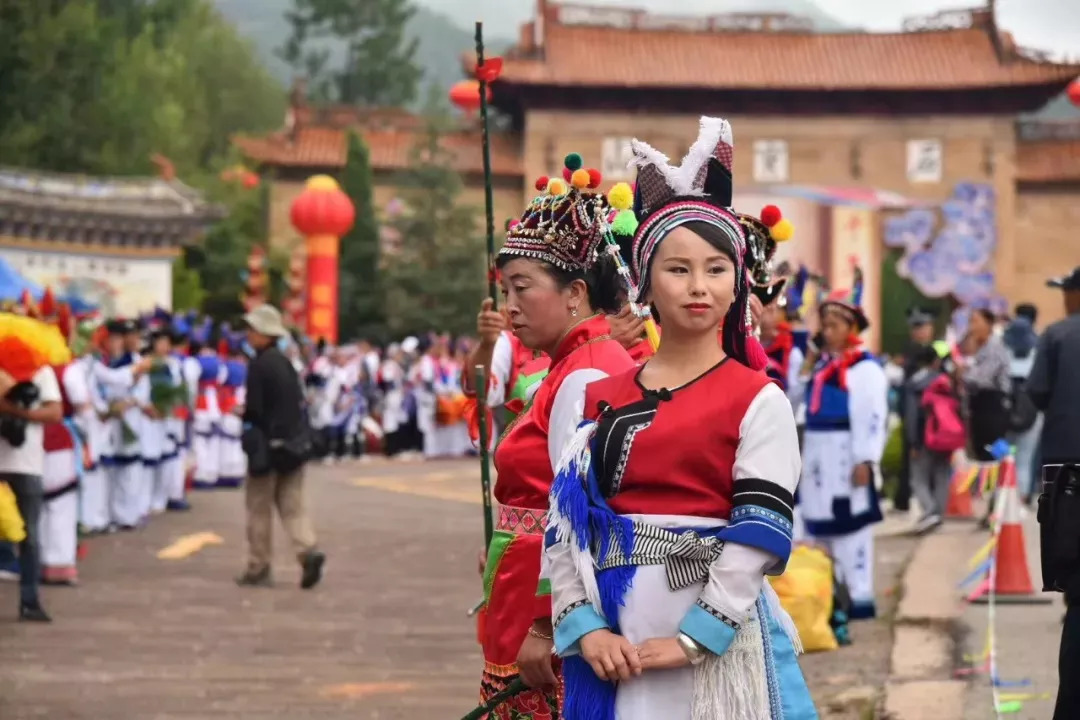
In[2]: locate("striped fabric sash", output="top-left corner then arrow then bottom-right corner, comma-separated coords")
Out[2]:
597,522 -> 725,591
495,504 -> 548,536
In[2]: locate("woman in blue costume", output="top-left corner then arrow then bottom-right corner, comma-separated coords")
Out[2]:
545,117 -> 816,720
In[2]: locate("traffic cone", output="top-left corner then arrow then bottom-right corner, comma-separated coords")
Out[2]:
945,465 -> 975,519
969,454 -> 1050,605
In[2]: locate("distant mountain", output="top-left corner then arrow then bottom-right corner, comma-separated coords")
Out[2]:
211,0 -> 512,103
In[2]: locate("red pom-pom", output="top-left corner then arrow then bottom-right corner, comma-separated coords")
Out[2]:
534,176 -> 549,192
586,168 -> 602,188
562,167 -> 573,183
760,205 -> 782,227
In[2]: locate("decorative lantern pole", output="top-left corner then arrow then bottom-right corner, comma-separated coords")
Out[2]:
288,175 -> 356,344
241,245 -> 268,311
282,244 -> 306,328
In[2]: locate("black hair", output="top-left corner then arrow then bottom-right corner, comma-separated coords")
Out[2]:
495,252 -> 623,315
1014,303 -> 1037,324
973,308 -> 996,325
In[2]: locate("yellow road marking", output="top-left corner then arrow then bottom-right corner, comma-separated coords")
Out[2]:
319,681 -> 416,699
156,532 -> 224,559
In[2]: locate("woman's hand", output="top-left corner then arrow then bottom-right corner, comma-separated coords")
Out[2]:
477,547 -> 487,577
851,462 -> 872,488
579,628 -> 641,682
608,305 -> 646,351
748,294 -> 764,332
636,637 -> 692,671
476,298 -> 505,347
516,621 -> 558,688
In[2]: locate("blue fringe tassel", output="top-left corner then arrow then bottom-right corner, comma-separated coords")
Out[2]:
563,655 -> 618,720
551,431 -> 639,720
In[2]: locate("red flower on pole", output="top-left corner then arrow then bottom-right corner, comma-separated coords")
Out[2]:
475,57 -> 503,83
289,176 -> 356,237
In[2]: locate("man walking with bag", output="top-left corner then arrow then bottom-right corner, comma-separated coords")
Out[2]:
237,304 -> 325,589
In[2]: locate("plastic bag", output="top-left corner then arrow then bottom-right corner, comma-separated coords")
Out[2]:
0,482 -> 26,543
770,545 -> 838,653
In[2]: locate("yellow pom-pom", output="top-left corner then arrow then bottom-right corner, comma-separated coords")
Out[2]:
570,168 -> 590,189
305,174 -> 340,192
771,218 -> 794,242
547,178 -> 567,195
608,182 -> 633,211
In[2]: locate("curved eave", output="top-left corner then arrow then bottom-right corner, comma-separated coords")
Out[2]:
490,79 -> 1077,117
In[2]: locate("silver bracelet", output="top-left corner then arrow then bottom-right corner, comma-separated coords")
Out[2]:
676,632 -> 707,666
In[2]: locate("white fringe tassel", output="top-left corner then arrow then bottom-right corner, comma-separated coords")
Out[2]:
547,421 -> 604,613
677,117 -> 733,194
692,618 -> 770,720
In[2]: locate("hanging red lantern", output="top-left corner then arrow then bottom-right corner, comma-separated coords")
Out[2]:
1068,78 -> 1080,108
449,80 -> 492,114
289,176 -> 356,238
242,171 -> 260,189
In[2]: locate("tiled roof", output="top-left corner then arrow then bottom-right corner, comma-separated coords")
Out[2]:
486,7 -> 1080,91
1017,139 -> 1080,183
234,126 -> 523,177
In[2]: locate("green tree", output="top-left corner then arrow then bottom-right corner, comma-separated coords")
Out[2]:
171,254 -> 206,311
338,132 -> 385,341
280,0 -> 421,107
383,104 -> 484,337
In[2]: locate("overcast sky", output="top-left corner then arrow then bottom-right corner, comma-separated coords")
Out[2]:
821,0 -> 1078,57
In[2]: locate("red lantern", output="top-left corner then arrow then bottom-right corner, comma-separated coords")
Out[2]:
1068,78 -> 1080,108
449,80 -> 492,114
242,171 -> 260,189
290,178 -> 356,237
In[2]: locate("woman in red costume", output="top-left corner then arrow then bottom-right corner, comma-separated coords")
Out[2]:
476,154 -> 635,718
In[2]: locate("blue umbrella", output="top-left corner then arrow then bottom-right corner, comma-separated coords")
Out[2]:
0,256 -> 43,302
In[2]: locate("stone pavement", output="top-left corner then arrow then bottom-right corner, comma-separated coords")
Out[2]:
0,457 -> 917,719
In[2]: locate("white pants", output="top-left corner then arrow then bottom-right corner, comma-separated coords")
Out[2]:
167,448 -> 187,502
109,461 -> 143,527
79,465 -> 110,531
192,431 -> 220,487
40,490 -> 79,573
218,414 -> 246,485
815,525 -> 875,616
150,456 -> 180,513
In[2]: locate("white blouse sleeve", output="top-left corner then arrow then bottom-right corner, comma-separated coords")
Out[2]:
680,383 -> 801,656
547,368 -> 608,473
847,360 -> 889,465
484,332 -> 514,409
785,346 -> 806,410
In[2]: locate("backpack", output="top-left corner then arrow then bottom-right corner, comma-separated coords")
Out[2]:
922,376 -> 966,453
1008,376 -> 1038,434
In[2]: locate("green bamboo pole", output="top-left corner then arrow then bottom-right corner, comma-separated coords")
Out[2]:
475,21 -> 497,308
475,365 -> 494,548
459,677 -> 529,720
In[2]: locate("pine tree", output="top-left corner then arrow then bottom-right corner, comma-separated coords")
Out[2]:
338,131 -> 385,341
280,0 -> 421,107
383,104 -> 484,337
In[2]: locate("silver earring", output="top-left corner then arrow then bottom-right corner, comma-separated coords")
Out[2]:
571,307 -> 579,317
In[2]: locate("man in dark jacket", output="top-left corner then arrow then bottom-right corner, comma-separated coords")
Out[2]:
1028,267 -> 1080,720
896,306 -> 937,513
237,304 -> 325,589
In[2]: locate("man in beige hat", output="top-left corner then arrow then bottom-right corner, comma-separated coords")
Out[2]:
238,304 -> 325,589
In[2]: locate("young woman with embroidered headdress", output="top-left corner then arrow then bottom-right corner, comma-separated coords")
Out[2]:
798,275 -> 889,620
472,154 -> 635,719
545,118 -> 815,720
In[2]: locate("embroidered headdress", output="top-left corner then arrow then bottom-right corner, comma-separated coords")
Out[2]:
738,204 -> 795,306
499,153 -> 619,273
628,116 -> 766,370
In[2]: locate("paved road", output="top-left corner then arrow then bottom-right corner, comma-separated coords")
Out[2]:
0,457 -> 911,719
